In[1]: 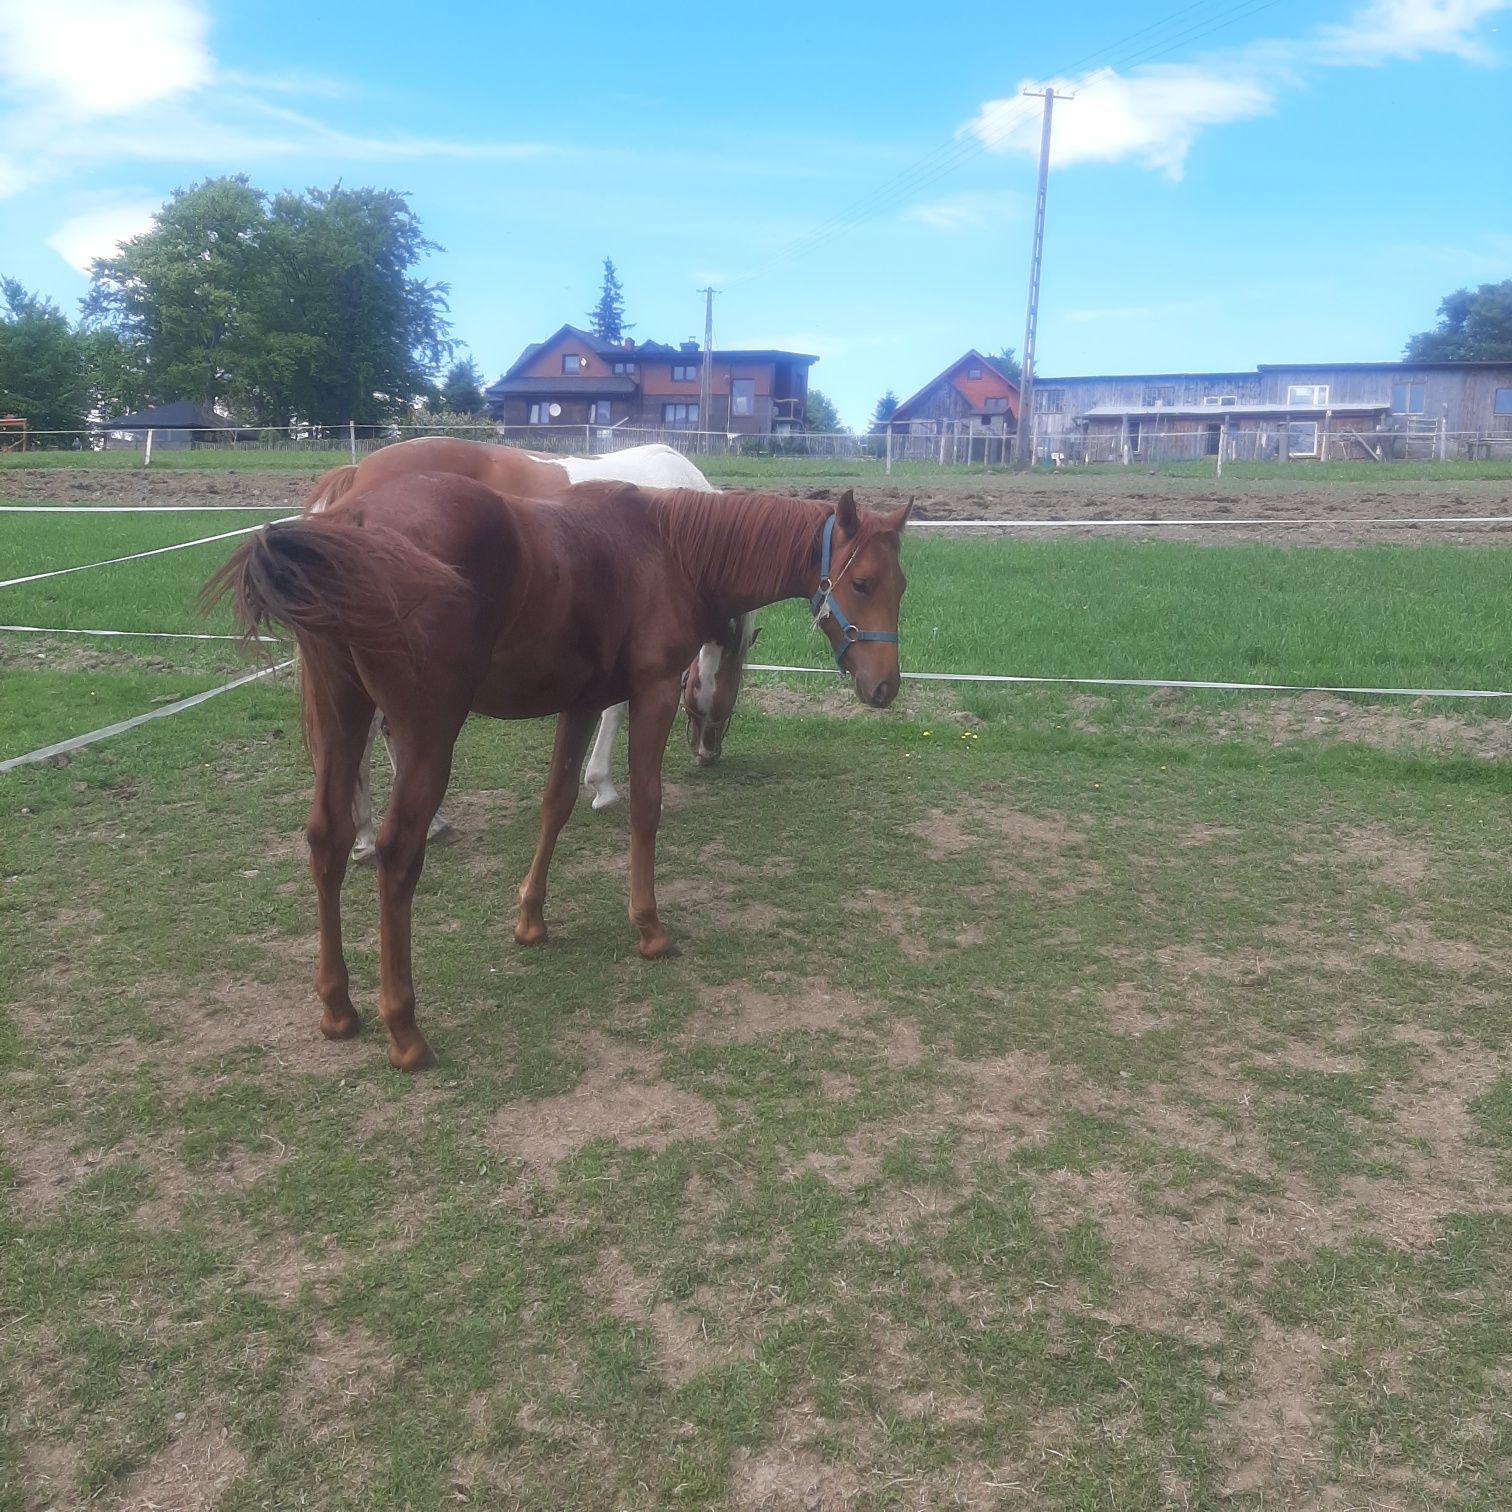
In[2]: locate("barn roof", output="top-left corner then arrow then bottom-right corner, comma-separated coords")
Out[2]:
105,401 -> 249,430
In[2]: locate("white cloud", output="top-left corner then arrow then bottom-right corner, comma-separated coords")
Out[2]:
1319,0 -> 1511,64
964,66 -> 1276,180
47,201 -> 161,273
961,1 -> 1509,179
0,0 -> 212,116
906,190 -> 1026,231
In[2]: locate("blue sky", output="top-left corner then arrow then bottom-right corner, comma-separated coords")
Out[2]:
1,0 -> 1508,428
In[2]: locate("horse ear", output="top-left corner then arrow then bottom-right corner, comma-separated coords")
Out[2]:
884,497 -> 915,534
836,489 -> 860,535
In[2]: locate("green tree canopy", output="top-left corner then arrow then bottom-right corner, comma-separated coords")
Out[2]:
439,357 -> 485,414
86,176 -> 453,427
0,278 -> 89,435
806,389 -> 846,433
588,258 -> 632,343
871,389 -> 900,430
991,347 -> 1023,381
1404,280 -> 1512,362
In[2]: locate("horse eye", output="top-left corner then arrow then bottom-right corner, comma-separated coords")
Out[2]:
853,579 -> 872,596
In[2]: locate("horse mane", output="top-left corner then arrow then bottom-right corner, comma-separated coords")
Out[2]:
652,490 -> 828,603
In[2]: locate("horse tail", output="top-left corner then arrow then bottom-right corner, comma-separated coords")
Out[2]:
303,463 -> 359,514
200,516 -> 463,660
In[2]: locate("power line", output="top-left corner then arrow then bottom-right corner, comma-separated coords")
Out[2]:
741,0 -> 1288,283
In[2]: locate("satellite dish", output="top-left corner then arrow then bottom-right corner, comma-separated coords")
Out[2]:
548,403 -> 562,418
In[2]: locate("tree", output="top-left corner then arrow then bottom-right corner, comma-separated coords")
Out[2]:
440,357 -> 485,414
588,258 -> 632,344
870,390 -> 900,430
806,389 -> 846,433
991,347 -> 1023,381
80,328 -> 151,420
1404,280 -> 1512,362
85,176 -> 453,427
84,175 -> 268,413
0,279 -> 89,436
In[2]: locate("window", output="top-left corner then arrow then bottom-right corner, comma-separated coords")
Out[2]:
672,364 -> 697,382
1286,383 -> 1329,406
731,379 -> 755,418
1202,422 -> 1222,457
612,361 -> 636,375
1202,394 -> 1238,406
590,400 -> 611,425
1127,419 -> 1142,453
561,353 -> 584,375
662,402 -> 699,426
967,366 -> 982,379
529,403 -> 555,424
983,395 -> 1009,412
1494,388 -> 1512,416
1391,381 -> 1425,414
1287,420 -> 1319,457
1142,384 -> 1175,407
1037,389 -> 1064,413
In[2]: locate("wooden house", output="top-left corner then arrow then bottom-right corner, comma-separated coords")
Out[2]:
484,325 -> 817,435
1029,361 -> 1512,462
880,351 -> 1020,439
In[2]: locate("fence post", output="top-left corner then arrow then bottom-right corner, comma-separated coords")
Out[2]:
143,429 -> 154,468
885,424 -> 893,476
348,420 -> 357,465
1216,416 -> 1228,479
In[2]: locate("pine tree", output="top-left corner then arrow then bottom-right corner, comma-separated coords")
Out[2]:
440,357 -> 485,414
991,347 -> 1023,381
871,390 -> 900,430
588,258 -> 633,343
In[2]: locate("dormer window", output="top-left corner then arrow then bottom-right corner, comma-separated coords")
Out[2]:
562,353 -> 584,374
967,366 -> 982,379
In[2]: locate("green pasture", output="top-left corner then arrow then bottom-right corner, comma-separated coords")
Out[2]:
3,491 -> 1512,1506
4,507 -> 1512,764
2,656 -> 1510,1508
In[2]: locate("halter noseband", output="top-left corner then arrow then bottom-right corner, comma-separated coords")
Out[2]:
808,512 -> 899,671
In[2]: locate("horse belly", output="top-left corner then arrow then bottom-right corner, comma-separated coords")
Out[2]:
469,657 -> 624,722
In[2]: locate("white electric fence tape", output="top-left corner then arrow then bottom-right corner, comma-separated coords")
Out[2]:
0,661 -> 295,774
0,518 -> 297,590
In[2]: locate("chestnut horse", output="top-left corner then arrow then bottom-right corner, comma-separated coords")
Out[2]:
205,480 -> 909,1071
305,438 -> 755,853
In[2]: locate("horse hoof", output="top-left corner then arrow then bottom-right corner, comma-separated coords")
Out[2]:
589,786 -> 619,812
427,818 -> 456,845
320,1011 -> 361,1040
637,933 -> 677,961
514,920 -> 548,948
388,1039 -> 436,1073
352,844 -> 378,868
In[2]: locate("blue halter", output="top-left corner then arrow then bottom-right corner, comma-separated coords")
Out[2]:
808,512 -> 900,671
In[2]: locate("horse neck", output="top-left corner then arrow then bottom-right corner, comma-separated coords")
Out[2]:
656,490 -> 825,614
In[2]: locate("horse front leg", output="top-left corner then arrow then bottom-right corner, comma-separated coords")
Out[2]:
516,708 -> 599,945
351,710 -> 382,865
374,727 -> 458,1072
626,679 -> 682,959
582,702 -> 626,811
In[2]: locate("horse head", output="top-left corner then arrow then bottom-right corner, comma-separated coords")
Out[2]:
810,490 -> 912,709
682,622 -> 759,766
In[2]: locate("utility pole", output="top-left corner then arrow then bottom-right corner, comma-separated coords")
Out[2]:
1014,87 -> 1072,470
698,286 -> 718,436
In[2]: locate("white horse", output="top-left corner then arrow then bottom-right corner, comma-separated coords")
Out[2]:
306,440 -> 752,861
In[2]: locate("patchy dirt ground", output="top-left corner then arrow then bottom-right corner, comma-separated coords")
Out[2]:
5,463 -> 1511,545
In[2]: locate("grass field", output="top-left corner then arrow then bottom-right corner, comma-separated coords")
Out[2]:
3,482 -> 1511,1509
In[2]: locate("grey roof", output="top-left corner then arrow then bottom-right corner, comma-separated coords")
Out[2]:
1080,401 -> 1389,420
106,401 -> 249,430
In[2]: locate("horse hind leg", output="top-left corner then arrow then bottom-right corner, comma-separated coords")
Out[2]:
373,718 -> 463,1072
582,702 -> 625,811
305,659 -> 377,1042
